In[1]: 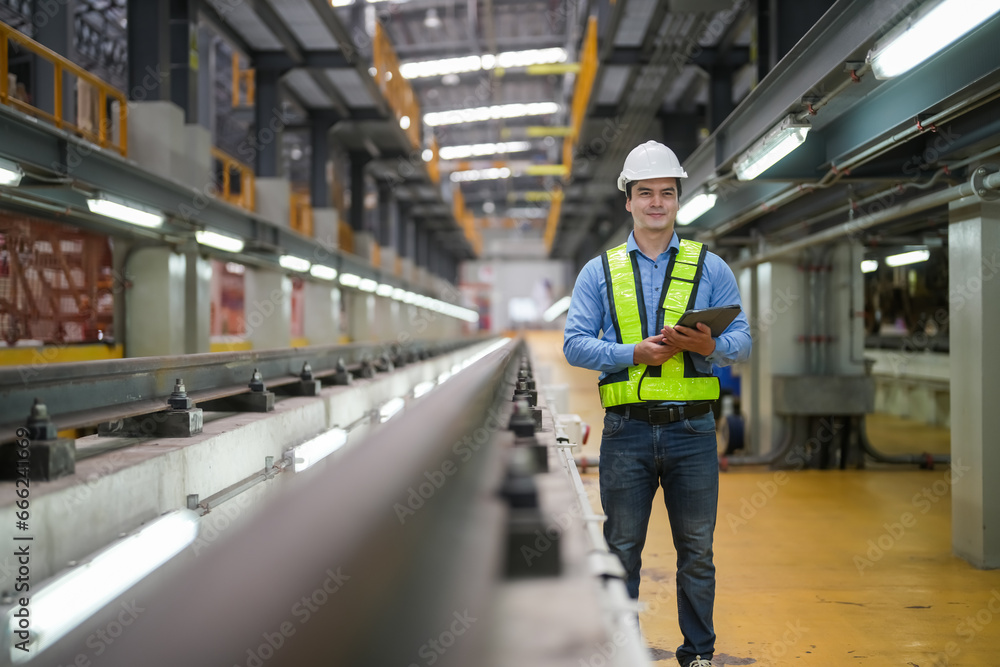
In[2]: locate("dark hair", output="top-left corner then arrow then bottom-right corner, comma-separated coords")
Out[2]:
625,178 -> 682,201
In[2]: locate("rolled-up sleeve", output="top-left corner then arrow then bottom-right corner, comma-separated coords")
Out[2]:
563,259 -> 635,373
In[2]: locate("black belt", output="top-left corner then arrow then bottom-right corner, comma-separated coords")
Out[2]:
606,402 -> 712,425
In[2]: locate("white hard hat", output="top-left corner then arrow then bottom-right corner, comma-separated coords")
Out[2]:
617,140 -> 688,191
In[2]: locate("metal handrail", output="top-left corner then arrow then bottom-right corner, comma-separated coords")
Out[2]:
289,190 -> 314,237
0,20 -> 128,155
211,146 -> 256,212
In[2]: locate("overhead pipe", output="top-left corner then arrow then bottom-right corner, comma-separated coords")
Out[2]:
731,168 -> 1000,270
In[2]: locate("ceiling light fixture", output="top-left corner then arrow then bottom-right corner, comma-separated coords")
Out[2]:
279,255 -> 311,272
87,196 -> 164,228
438,141 -> 532,160
885,249 -> 930,267
425,102 -> 559,127
358,278 -> 378,292
0,157 -> 24,186
376,283 -> 394,297
733,115 -> 811,181
449,167 -> 512,182
399,115 -> 411,130
423,8 -> 442,28
195,230 -> 245,253
676,193 -> 719,226
860,259 -> 879,273
867,0 -> 1000,79
399,48 -> 567,79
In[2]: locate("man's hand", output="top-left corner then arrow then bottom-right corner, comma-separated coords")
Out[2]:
661,322 -> 716,357
633,335 -> 681,366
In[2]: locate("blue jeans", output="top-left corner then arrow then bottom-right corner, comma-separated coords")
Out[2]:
599,409 -> 719,666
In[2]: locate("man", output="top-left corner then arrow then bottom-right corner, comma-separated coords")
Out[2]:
563,140 -> 751,667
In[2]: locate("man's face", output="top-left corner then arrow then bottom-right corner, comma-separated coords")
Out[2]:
626,177 -> 679,234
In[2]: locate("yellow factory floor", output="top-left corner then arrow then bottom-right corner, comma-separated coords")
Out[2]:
525,330 -> 1000,667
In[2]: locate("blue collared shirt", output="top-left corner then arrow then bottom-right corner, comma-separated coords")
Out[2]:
563,231 -> 752,381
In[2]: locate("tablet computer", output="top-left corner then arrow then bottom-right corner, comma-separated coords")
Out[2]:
673,304 -> 741,337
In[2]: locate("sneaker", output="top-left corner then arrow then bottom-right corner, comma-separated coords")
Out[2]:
687,657 -> 713,667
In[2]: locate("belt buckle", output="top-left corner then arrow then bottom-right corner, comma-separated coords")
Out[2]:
668,405 -> 681,423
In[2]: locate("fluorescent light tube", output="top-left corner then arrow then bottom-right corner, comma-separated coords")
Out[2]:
279,255 -> 311,272
358,278 -> 378,293
6,511 -> 199,659
867,0 -> 1000,79
425,102 -> 559,127
860,259 -> 879,273
450,167 -> 512,182
438,141 -> 532,160
339,272 -> 361,287
287,428 -> 348,473
392,288 -> 407,300
195,230 -> 245,253
0,157 -> 23,186
885,249 -> 930,267
543,296 -> 572,322
87,197 -> 164,228
310,265 -> 338,281
734,116 -> 811,181
376,283 -> 394,297
676,193 -> 718,225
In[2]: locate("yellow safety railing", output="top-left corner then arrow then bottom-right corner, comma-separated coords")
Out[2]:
339,221 -> 355,254
211,147 -> 256,212
562,16 -> 598,177
0,21 -> 128,155
289,190 -> 314,237
232,52 -> 255,107
373,23 -> 421,151
543,188 -> 564,253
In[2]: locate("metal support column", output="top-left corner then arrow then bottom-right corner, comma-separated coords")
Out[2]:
196,25 -> 216,133
169,0 -> 198,122
254,68 -> 282,178
128,0 -> 170,101
709,66 -> 733,132
33,0 -> 75,120
311,115 -> 337,208
349,152 -> 371,232
948,198 -> 1000,568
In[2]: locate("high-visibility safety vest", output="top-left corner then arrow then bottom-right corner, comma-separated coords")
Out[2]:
598,239 -> 720,408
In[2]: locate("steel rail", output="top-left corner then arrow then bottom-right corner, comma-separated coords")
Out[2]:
0,337 -> 485,444
40,337 -> 523,667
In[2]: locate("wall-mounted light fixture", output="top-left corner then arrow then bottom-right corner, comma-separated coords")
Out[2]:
676,192 -> 719,225
734,115 -> 811,181
867,0 -> 1000,79
0,157 -> 24,186
87,195 -> 164,228
278,255 -> 311,272
885,249 -> 930,267
195,230 -> 244,253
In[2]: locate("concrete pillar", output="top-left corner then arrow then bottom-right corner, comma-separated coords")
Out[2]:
313,208 -> 340,254
244,268 -> 291,349
254,68 -> 282,178
256,178 -> 291,226
948,197 -> 1000,568
743,259 -> 804,454
373,296 -> 395,342
349,291 -> 376,342
169,0 -> 198,122
184,249 -> 211,354
125,247 -> 186,357
303,282 -> 341,346
32,0 -> 75,121
128,0 -> 169,101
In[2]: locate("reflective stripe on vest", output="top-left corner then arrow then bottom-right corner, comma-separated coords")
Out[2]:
598,239 -> 720,408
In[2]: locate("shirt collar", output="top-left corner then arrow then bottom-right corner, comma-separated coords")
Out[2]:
626,230 -> 680,261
